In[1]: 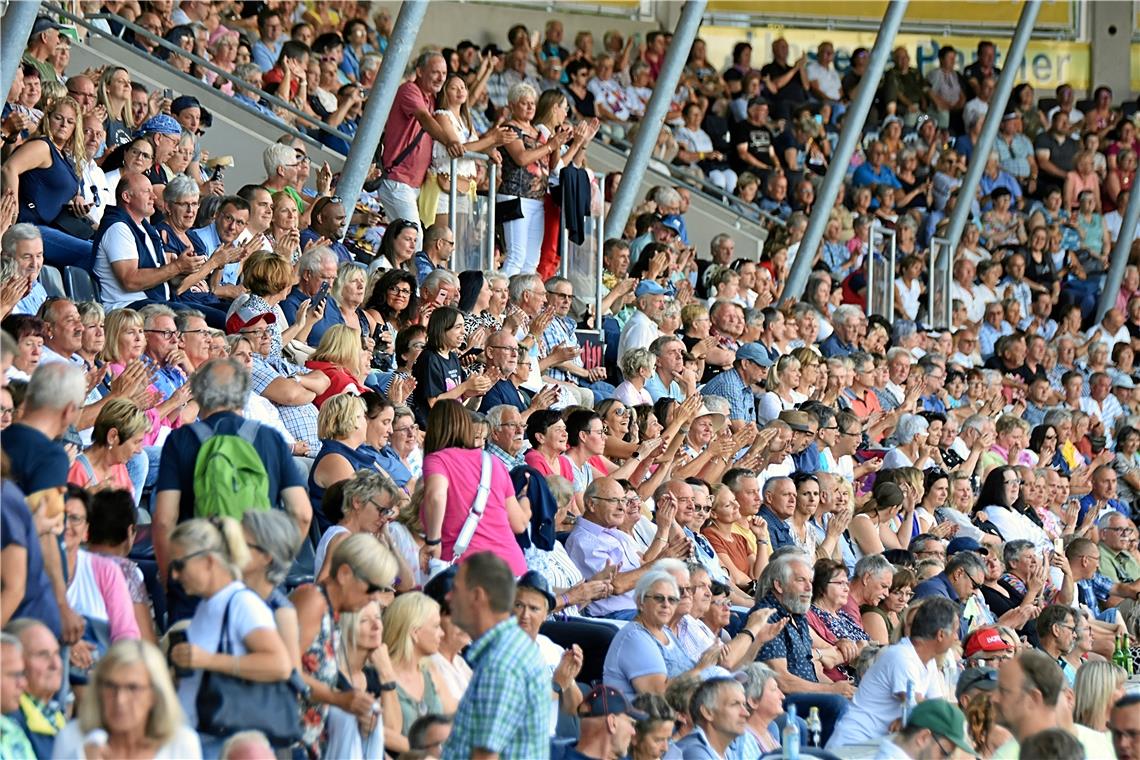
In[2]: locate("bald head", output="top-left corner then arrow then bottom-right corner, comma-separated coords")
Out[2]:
484,330 -> 520,375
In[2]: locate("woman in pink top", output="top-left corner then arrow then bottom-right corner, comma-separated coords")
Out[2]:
68,398 -> 148,498
420,401 -> 529,575
522,409 -> 575,481
100,309 -> 192,447
1064,150 -> 1102,213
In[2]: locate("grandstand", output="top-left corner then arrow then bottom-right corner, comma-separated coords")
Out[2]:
3,0 -> 1140,757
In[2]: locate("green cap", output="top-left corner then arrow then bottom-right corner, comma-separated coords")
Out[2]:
907,699 -> 977,756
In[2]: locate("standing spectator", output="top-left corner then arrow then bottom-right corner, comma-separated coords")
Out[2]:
376,52 -> 461,248
925,46 -> 966,132
252,8 -> 287,72
442,552 -> 549,759
760,39 -> 808,122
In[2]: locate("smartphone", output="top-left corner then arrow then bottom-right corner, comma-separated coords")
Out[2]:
435,289 -> 449,306
210,165 -> 225,182
1053,537 -> 1064,554
314,280 -> 331,312
162,88 -> 174,100
167,629 -> 191,677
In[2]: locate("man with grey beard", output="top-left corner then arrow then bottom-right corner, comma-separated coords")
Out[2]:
751,552 -> 853,744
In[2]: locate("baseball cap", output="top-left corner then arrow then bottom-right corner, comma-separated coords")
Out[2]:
736,342 -> 774,368
32,16 -> 63,36
1114,376 -> 1136,390
634,280 -> 668,298
1002,109 -> 1021,121
955,667 -> 998,699
516,570 -> 556,612
947,537 -> 988,556
906,699 -> 977,755
225,304 -> 277,335
137,114 -> 183,137
578,685 -> 649,720
965,627 -> 1012,659
657,214 -> 684,236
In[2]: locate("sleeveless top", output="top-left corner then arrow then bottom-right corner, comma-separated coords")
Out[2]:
17,137 -> 80,227
432,110 -> 477,178
499,124 -> 548,200
300,585 -> 340,756
308,439 -> 379,533
313,525 -> 350,579
395,664 -> 444,735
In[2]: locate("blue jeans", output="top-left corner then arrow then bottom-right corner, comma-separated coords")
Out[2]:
600,607 -> 638,621
38,225 -> 94,270
581,380 -> 616,404
784,692 -> 850,747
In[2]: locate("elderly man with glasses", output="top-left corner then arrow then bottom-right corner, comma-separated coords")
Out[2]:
1098,512 -> 1140,584
539,276 -> 615,404
479,330 -> 559,417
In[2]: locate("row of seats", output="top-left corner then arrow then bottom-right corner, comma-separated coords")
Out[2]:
38,265 -> 101,304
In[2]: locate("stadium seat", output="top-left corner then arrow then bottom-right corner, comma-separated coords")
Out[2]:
39,266 -> 65,298
540,618 -> 619,687
1038,97 -> 1059,114
63,266 -> 100,302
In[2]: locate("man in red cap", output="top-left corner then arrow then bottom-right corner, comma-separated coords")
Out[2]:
964,627 -> 1014,666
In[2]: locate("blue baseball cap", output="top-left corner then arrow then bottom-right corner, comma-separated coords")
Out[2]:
578,685 -> 649,720
736,342 -> 774,367
658,214 -> 684,236
947,536 -> 987,556
634,280 -> 668,298
137,114 -> 182,137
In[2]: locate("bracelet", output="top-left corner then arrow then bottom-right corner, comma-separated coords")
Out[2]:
738,628 -> 756,642
561,593 -> 570,608
424,537 -> 442,546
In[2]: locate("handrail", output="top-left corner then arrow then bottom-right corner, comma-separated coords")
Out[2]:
868,220 -> 897,322
48,4 -> 354,149
929,236 -> 953,328
447,151 -> 498,271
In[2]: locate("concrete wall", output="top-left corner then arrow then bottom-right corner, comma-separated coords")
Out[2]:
1089,1 -> 1134,98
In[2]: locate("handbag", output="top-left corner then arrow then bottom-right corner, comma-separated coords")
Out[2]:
495,196 -> 524,223
52,209 -> 96,240
196,589 -> 304,747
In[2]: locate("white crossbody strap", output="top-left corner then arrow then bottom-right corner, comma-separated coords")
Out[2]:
451,451 -> 494,563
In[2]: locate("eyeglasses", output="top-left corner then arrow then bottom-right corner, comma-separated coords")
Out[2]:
144,328 -> 178,339
610,406 -> 628,417
828,578 -> 850,586
98,680 -> 151,697
710,599 -> 731,608
964,573 -> 984,592
180,328 -> 209,336
367,497 -> 398,518
644,593 -> 680,606
487,345 -> 519,353
547,291 -> 573,300
127,147 -> 154,160
495,421 -> 525,430
169,549 -> 210,574
695,504 -> 712,514
0,406 -> 12,416
64,512 -> 86,527
410,341 -> 427,350
589,496 -> 624,505
354,571 -> 392,595
391,425 -> 415,435
240,328 -> 271,339
387,286 -> 412,296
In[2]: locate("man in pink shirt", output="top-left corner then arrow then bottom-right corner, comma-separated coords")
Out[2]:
375,52 -> 461,246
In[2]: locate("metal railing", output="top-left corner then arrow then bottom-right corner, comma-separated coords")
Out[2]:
928,236 -> 954,328
48,4 -> 353,150
558,173 -> 607,351
447,152 -> 498,272
865,220 -> 897,321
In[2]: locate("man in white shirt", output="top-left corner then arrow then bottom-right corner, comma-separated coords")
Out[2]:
806,42 -> 842,106
827,597 -> 959,751
617,281 -> 666,362
2,224 -> 48,316
1107,189 -> 1140,245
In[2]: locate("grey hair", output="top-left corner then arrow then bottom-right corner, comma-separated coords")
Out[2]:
619,347 -> 655,378
508,273 -> 543,304
544,276 -> 572,294
946,550 -> 986,580
1098,511 -> 1128,529
220,730 -> 274,759
1043,409 -> 1072,428
163,173 -> 200,205
703,395 -> 730,417
1,223 -> 41,256
895,413 -> 929,444
853,553 -> 893,581
0,256 -> 18,282
652,558 -> 689,578
710,233 -> 733,254
139,303 -> 177,328
234,63 -> 261,82
649,335 -> 682,357
240,510 -> 299,586
757,549 -> 812,599
738,661 -> 778,701
961,413 -> 990,434
360,53 -> 382,73
415,50 -> 444,69
833,304 -> 862,325
190,358 -> 251,412
173,309 -> 206,332
689,677 -> 744,724
0,632 -> 22,652
26,362 -> 86,411
298,247 -> 337,275
0,330 -> 15,365
634,569 -> 679,606
1002,539 -> 1036,567
762,475 -> 793,499
342,469 -> 403,516
262,142 -> 297,178
652,187 -> 681,209
421,268 -> 459,296
485,404 -> 517,429
484,270 -> 508,288
507,81 -> 537,105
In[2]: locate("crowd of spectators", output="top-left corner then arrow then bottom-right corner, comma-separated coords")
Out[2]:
6,2 -> 1140,760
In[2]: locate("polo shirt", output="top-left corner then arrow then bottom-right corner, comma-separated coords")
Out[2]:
1100,543 -> 1140,584
645,373 -> 683,403
155,410 -> 304,522
379,80 -> 434,187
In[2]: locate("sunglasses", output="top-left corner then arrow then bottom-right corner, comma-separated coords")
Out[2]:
645,593 -> 680,606
169,549 -> 209,574
354,571 -> 393,595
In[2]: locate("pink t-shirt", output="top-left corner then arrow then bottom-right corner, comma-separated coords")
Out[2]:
523,449 -> 575,481
421,447 -> 526,575
67,457 -> 134,497
380,80 -> 434,187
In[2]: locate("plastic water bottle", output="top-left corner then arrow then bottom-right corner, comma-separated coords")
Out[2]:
901,679 -> 916,727
782,704 -> 800,759
806,706 -> 822,748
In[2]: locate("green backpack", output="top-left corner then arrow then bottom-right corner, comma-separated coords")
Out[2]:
189,420 -> 271,519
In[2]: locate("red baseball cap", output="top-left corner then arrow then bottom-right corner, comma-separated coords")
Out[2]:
965,627 -> 1012,659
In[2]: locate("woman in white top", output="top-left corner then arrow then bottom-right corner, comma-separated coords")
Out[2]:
430,74 -> 484,229
881,414 -> 931,470
613,347 -> 656,408
975,466 -> 1051,550
51,640 -> 202,759
758,355 -> 806,425
314,469 -> 411,588
893,254 -> 924,322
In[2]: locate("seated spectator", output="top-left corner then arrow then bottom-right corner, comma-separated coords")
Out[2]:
282,247 -> 338,325
806,558 -> 871,682
674,676 -> 751,758
861,565 -> 917,645
68,397 -> 145,496
306,392 -> 378,529
524,409 -> 574,480
5,619 -> 66,757
304,325 -> 367,407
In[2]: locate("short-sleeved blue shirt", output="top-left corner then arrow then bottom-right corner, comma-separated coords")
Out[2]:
603,621 -> 693,702
0,482 -> 60,637
752,594 -> 817,682
758,506 -> 795,551
1,423 -> 68,496
155,411 -> 305,521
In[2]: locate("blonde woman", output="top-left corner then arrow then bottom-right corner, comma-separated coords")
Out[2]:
98,67 -> 135,146
307,394 -> 376,530
1073,660 -> 1127,731
305,324 -> 369,408
167,518 -> 292,756
68,397 -> 148,497
381,592 -> 457,755
758,354 -> 804,424
313,469 -> 408,587
327,600 -> 390,759
307,262 -> 376,348
53,640 -> 202,758
614,347 -> 656,407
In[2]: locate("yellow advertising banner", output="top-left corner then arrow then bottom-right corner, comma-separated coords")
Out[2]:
704,0 -> 1075,29
699,25 -> 1091,92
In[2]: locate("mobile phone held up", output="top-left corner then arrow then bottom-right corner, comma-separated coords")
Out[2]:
314,280 -> 331,313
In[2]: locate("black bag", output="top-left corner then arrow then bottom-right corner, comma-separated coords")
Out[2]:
52,209 -> 96,240
195,589 -> 304,747
496,196 -> 524,222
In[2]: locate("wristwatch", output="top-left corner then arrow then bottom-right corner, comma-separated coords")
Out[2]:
377,681 -> 397,692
